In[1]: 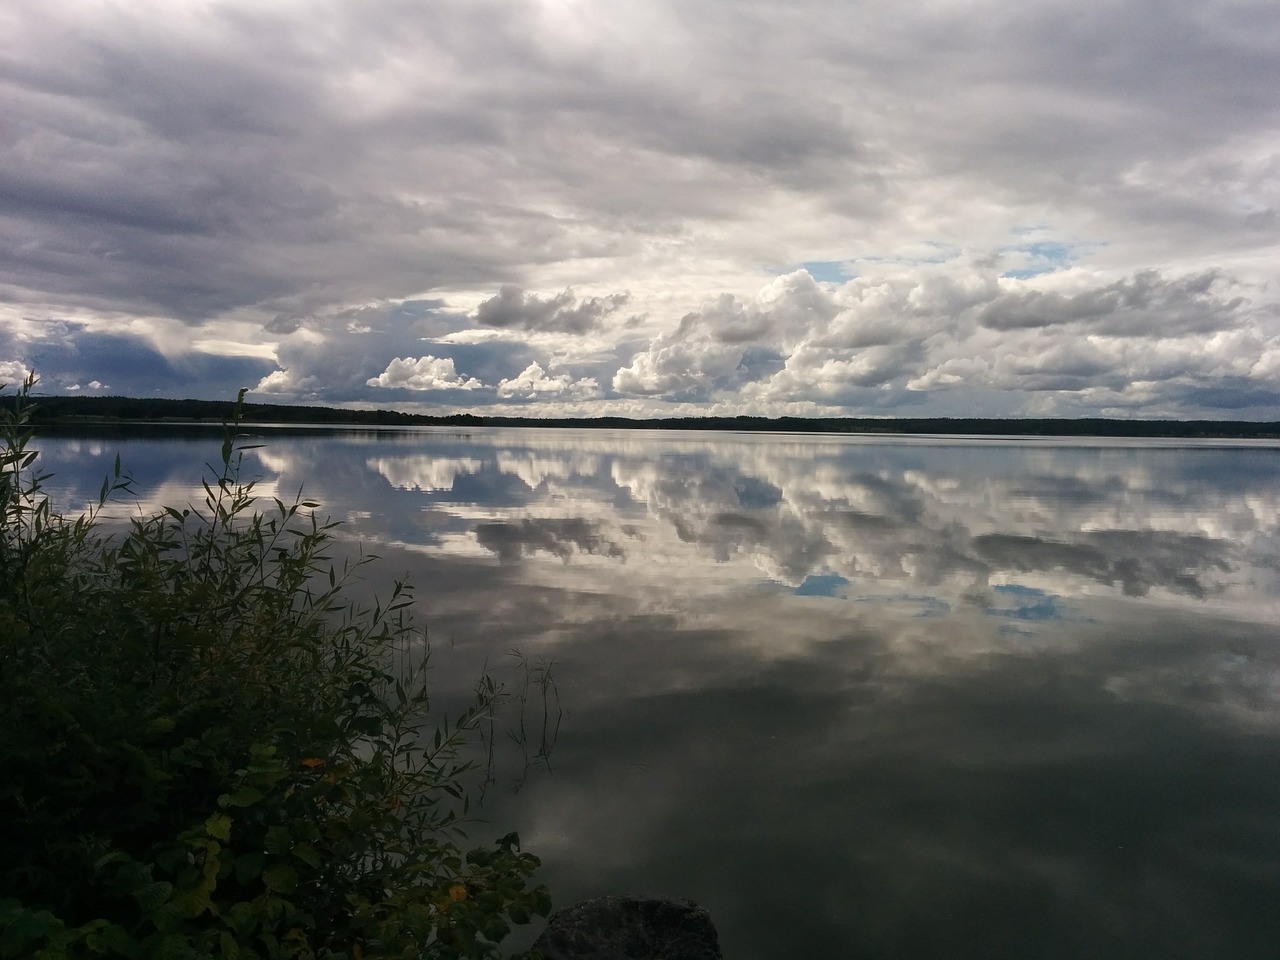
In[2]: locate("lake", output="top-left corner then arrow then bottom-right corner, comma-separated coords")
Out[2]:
33,425 -> 1280,958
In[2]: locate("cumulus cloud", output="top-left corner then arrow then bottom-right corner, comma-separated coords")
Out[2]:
367,356 -> 484,391
497,362 -> 601,400
613,271 -> 831,398
610,260 -> 1274,417
774,342 -> 927,399
976,271 -> 1245,336
473,287 -> 631,334
0,360 -> 32,386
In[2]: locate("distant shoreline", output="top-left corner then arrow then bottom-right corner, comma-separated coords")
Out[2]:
20,394 -> 1280,439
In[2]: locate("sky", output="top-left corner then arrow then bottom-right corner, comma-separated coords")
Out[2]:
3,0 -> 1279,420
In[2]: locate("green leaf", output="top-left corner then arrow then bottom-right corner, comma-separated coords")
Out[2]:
171,887 -> 214,920
94,851 -> 131,872
0,903 -> 69,955
234,851 -> 265,886
154,847 -> 188,874
134,881 -> 174,913
482,917 -> 511,943
290,841 -> 321,870
264,825 -> 292,856
496,832 -> 521,851
532,888 -> 552,916
83,920 -> 136,956
225,785 -> 265,808
145,931 -> 191,960
262,865 -> 298,894
204,812 -> 232,841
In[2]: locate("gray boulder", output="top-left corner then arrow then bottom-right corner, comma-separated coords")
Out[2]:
532,894 -> 723,960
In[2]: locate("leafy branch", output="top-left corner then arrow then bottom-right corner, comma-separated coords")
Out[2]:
0,377 -> 550,960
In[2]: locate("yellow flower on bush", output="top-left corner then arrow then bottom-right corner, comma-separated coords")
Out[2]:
436,882 -> 469,910
301,757 -> 326,769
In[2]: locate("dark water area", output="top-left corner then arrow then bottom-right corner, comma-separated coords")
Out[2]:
32,427 -> 1280,959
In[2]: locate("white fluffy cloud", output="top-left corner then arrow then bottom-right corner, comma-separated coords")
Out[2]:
612,260 -> 1275,416
613,271 -> 826,398
0,360 -> 32,386
497,362 -> 601,400
367,356 -> 484,391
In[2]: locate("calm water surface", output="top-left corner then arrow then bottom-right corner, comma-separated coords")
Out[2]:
36,426 -> 1280,959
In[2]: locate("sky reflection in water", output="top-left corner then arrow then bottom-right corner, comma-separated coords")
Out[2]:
36,427 -> 1280,959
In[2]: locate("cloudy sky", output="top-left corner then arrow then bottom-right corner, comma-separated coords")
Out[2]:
3,0 -> 1279,419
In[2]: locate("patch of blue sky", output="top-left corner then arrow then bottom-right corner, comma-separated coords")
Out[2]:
1000,241 -> 1076,279
985,583 -> 1065,623
999,237 -> 1107,279
798,261 -> 854,284
777,576 -> 952,617
793,573 -> 850,597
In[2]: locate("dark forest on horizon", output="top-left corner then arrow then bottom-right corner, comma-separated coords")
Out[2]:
17,393 -> 1280,439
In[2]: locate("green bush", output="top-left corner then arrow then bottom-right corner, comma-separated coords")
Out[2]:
0,378 -> 550,960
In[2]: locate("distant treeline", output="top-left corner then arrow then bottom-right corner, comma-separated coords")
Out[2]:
25,394 -> 434,426
19,393 -> 1280,438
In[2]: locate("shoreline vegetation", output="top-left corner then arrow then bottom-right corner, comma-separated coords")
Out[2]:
2,382 -> 550,959
24,394 -> 1280,439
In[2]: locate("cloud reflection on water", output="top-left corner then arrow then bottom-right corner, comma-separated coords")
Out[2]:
321,430 -> 1278,621
34,427 -> 1280,958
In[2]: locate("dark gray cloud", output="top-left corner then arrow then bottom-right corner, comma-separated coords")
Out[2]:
4,327 -> 274,399
475,518 -> 626,564
473,287 -> 630,334
977,271 -> 1245,335
2,0 -> 1278,416
971,531 -> 1231,600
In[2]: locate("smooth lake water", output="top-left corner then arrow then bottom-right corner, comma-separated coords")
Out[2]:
34,426 -> 1280,958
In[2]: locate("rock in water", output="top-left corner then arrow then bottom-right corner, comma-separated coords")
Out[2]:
532,894 -> 723,960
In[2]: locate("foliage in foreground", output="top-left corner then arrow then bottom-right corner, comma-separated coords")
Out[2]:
0,379 -> 550,959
